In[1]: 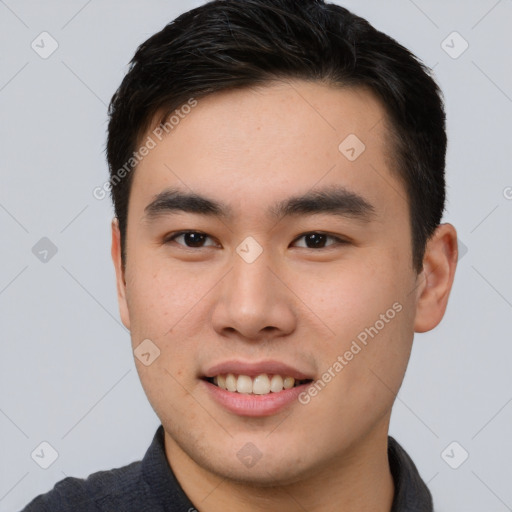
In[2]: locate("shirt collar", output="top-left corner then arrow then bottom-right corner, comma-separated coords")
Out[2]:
388,435 -> 434,511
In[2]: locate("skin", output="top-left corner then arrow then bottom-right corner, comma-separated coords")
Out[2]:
111,79 -> 458,511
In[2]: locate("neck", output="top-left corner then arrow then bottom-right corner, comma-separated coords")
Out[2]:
164,424 -> 395,512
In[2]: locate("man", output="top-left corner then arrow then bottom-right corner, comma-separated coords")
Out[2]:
21,0 -> 458,510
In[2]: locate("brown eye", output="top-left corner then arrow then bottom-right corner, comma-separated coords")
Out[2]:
292,232 -> 347,249
165,231 -> 217,248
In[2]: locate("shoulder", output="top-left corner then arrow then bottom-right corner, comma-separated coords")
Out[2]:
20,459 -> 145,511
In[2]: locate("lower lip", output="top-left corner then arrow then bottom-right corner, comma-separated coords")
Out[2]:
202,379 -> 310,417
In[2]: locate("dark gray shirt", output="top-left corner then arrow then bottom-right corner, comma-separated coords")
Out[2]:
20,425 -> 433,511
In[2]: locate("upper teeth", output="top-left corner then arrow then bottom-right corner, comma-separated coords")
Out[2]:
213,374 -> 298,394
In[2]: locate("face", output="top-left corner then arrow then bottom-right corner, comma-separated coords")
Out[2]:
112,80 -> 448,486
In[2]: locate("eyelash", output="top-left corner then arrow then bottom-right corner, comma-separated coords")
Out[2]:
163,230 -> 349,249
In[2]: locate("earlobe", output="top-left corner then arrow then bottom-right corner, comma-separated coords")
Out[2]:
413,223 -> 458,333
111,218 -> 131,330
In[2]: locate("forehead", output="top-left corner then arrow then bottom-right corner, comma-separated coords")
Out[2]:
129,80 -> 405,224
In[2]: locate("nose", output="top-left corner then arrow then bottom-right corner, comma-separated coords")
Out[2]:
211,247 -> 297,342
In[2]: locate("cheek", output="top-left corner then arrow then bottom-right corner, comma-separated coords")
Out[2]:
298,252 -> 414,386
125,259 -> 209,340
293,256 -> 399,338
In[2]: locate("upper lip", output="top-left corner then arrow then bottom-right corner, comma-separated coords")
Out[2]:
203,360 -> 314,380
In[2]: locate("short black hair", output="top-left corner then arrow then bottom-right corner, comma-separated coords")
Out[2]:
106,0 -> 446,273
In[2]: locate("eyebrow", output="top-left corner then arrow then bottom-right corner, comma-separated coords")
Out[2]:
142,185 -> 376,223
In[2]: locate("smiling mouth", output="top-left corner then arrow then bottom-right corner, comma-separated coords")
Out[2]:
204,373 -> 313,395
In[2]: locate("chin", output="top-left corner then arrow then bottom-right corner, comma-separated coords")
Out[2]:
206,453 -> 315,487
188,433 -> 323,487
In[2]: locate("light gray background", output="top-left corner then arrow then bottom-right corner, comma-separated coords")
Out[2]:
1,1 -> 511,510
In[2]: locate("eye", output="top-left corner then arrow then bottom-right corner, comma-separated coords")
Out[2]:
291,232 -> 348,249
164,231 -> 348,250
164,231 -> 218,248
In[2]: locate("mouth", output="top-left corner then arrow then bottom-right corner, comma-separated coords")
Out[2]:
201,360 -> 315,416
204,374 -> 313,395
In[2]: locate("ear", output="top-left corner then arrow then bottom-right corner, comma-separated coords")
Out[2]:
111,217 -> 131,330
413,223 -> 458,333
